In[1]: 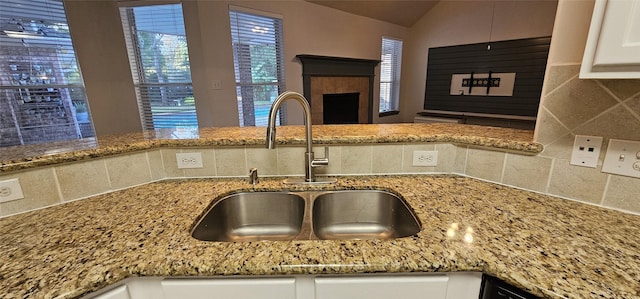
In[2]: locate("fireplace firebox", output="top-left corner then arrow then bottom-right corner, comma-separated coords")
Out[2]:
323,92 -> 360,124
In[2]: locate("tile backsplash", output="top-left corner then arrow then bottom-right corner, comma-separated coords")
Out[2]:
535,63 -> 640,213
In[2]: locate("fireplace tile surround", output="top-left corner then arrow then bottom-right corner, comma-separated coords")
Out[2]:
311,77 -> 368,124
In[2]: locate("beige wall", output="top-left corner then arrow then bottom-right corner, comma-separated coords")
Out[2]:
185,0 -> 407,125
64,0 -> 561,129
400,0 -> 558,122
65,0 -> 408,132
65,0 -> 142,136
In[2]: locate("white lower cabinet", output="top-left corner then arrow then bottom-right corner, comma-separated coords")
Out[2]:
88,285 -> 130,299
82,273 -> 482,299
314,276 -> 448,299
162,277 -> 296,299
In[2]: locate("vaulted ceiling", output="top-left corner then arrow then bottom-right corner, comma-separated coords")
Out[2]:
305,0 -> 440,27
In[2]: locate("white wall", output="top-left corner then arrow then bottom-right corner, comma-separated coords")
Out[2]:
400,1 -> 558,122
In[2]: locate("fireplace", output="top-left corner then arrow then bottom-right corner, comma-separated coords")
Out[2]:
297,55 -> 380,124
323,92 -> 360,124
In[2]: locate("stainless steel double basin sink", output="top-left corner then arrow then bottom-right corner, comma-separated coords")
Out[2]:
191,190 -> 421,242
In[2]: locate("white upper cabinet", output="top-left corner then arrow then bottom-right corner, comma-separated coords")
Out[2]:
580,0 -> 640,78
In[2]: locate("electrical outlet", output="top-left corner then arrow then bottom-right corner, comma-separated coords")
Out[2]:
412,150 -> 438,167
602,139 -> 640,178
176,152 -> 204,169
570,135 -> 603,168
0,178 -> 25,203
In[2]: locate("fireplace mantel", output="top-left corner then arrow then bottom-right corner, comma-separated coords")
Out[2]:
297,55 -> 380,124
297,55 -> 381,76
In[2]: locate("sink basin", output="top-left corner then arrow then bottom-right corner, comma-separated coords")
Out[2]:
191,192 -> 305,242
312,190 -> 421,240
191,190 -> 421,242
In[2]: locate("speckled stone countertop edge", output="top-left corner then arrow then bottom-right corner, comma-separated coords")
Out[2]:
0,124 -> 542,173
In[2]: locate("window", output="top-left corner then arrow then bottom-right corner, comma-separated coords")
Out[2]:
230,7 -> 286,127
0,0 -> 94,147
380,37 -> 403,114
120,3 -> 197,132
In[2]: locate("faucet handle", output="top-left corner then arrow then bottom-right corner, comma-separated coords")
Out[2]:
311,147 -> 330,167
249,168 -> 259,185
266,126 -> 277,149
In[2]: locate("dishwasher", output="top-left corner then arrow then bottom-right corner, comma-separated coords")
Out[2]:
480,275 -> 541,299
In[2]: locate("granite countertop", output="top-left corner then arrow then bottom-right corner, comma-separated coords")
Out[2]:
1,175 -> 638,299
0,123 -> 542,173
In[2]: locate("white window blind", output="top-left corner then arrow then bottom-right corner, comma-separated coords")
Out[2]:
380,37 -> 403,113
120,4 -> 197,132
230,8 -> 286,127
0,0 -> 94,147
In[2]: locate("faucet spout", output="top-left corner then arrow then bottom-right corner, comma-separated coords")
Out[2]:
265,91 -> 335,184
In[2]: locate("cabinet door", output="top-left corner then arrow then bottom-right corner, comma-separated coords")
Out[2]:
314,276 -> 449,299
162,277 -> 296,299
581,0 -> 640,78
90,285 -> 130,299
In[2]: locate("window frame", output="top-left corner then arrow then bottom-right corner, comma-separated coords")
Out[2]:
0,0 -> 95,147
119,2 -> 198,133
229,6 -> 286,127
379,36 -> 403,116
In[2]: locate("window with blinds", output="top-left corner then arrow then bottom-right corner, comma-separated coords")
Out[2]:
119,3 -> 197,132
380,37 -> 403,113
0,0 -> 94,147
229,7 -> 286,127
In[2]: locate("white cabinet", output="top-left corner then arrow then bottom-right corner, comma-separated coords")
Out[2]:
89,285 -> 130,299
124,279 -> 166,299
315,276 -> 448,299
162,277 -> 296,299
580,0 -> 640,78
82,273 -> 482,299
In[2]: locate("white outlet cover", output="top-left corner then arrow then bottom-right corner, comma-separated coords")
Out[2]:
412,150 -> 438,167
602,139 -> 640,178
0,178 -> 25,203
176,152 -> 204,169
570,135 -> 603,168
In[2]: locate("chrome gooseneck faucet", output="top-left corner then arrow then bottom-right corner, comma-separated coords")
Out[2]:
266,91 -> 335,184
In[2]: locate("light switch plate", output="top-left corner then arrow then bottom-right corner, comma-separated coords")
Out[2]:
211,80 -> 222,90
602,139 -> 640,178
570,135 -> 603,168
